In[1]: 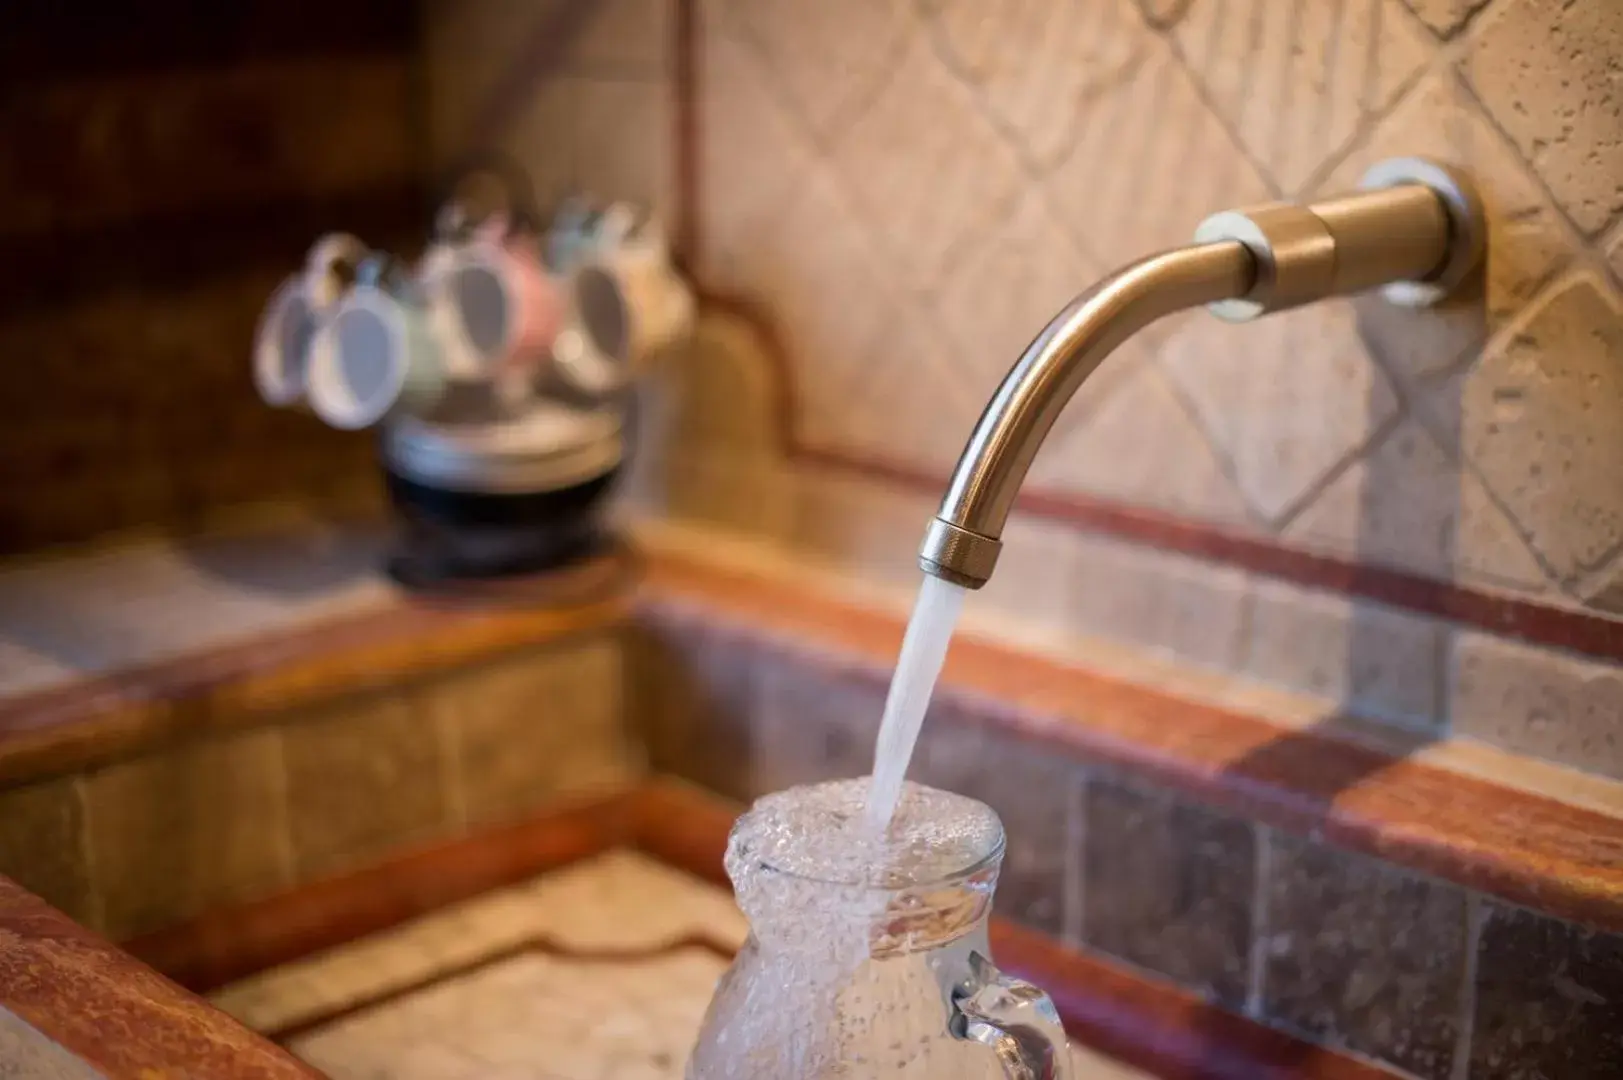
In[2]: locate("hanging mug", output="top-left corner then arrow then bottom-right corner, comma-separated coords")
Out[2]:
252,233 -> 367,407
551,221 -> 693,401
305,254 -> 447,430
429,216 -> 565,389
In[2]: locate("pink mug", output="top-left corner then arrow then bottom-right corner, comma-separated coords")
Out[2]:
429,217 -> 564,388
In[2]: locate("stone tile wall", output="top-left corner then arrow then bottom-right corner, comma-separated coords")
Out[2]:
631,612 -> 1623,1079
0,631 -> 639,941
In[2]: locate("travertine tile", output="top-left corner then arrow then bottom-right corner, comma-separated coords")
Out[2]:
656,446 -> 797,546
1471,902 -> 1623,1078
1082,778 -> 1254,1008
572,78 -> 675,221
282,690 -> 453,878
1045,36 -> 1272,268
917,708 -> 1078,938
629,614 -> 757,801
1068,534 -> 1252,672
85,729 -> 291,939
564,0 -> 670,77
751,651 -> 883,796
1262,833 -> 1467,1080
423,0 -> 564,163
0,779 -> 94,928
1172,0 -> 1432,194
727,0 -> 913,142
791,467 -> 943,590
1441,273 -> 1623,583
926,0 -> 1147,167
501,73 -> 580,214
526,851 -> 748,953
1284,416 -> 1552,596
1467,0 -> 1623,237
1160,300 -> 1400,526
751,166 -> 903,453
645,312 -> 782,459
1244,580 -> 1447,730
831,307 -> 987,475
1401,0 -> 1492,37
1029,361 -> 1256,530
829,31 -> 1025,294
1451,631 -> 1623,781
1322,70 -> 1576,381
974,511 -> 1087,641
934,191 -> 1119,412
695,22 -> 816,290
427,635 -> 641,824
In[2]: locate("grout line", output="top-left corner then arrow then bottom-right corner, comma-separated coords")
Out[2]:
435,690 -> 469,833
266,727 -> 299,894
1450,892 -> 1487,1080
1246,823 -> 1273,1020
1067,768 -> 1089,952
1268,400 -> 1405,534
69,775 -> 107,936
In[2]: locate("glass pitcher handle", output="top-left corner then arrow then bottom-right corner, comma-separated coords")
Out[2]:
950,952 -> 1072,1080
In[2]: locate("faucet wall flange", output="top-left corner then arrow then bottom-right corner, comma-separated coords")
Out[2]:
1357,157 -> 1485,308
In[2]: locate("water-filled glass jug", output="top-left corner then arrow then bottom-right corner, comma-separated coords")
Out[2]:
687,779 -> 1072,1078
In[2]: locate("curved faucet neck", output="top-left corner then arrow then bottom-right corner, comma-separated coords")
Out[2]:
918,161 -> 1484,590
919,241 -> 1254,589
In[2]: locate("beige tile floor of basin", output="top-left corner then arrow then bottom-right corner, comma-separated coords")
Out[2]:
211,852 -> 1150,1079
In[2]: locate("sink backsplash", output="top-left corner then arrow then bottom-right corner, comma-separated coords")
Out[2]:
424,0 -> 1623,784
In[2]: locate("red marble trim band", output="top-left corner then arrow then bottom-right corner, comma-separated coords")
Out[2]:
639,552 -> 1623,933
0,877 -> 318,1079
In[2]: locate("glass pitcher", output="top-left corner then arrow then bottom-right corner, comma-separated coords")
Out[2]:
687,779 -> 1072,1079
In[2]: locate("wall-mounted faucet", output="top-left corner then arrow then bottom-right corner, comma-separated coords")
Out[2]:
917,157 -> 1485,590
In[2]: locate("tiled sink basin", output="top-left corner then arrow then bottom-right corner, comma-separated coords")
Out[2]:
211,853 -> 1152,1079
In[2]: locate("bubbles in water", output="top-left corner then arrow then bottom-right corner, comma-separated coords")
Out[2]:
688,780 -> 1008,1079
729,778 -> 1001,898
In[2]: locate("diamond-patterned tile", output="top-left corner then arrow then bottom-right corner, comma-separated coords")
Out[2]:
423,0 -> 565,165
1135,0 -> 1193,28
1433,271 -> 1623,583
696,21 -> 817,290
501,74 -> 579,215
572,78 -> 675,220
1466,0 -> 1623,237
839,309 -> 984,475
1401,0 -> 1492,37
1285,416 -> 1551,595
1159,301 -> 1401,526
726,0 -> 913,142
934,191 -> 1110,407
829,32 -> 1026,295
1323,70 -> 1576,383
926,0 -> 1148,168
1043,36 -> 1272,270
755,166 -> 907,456
1030,362 -> 1256,529
1172,0 -> 1433,195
